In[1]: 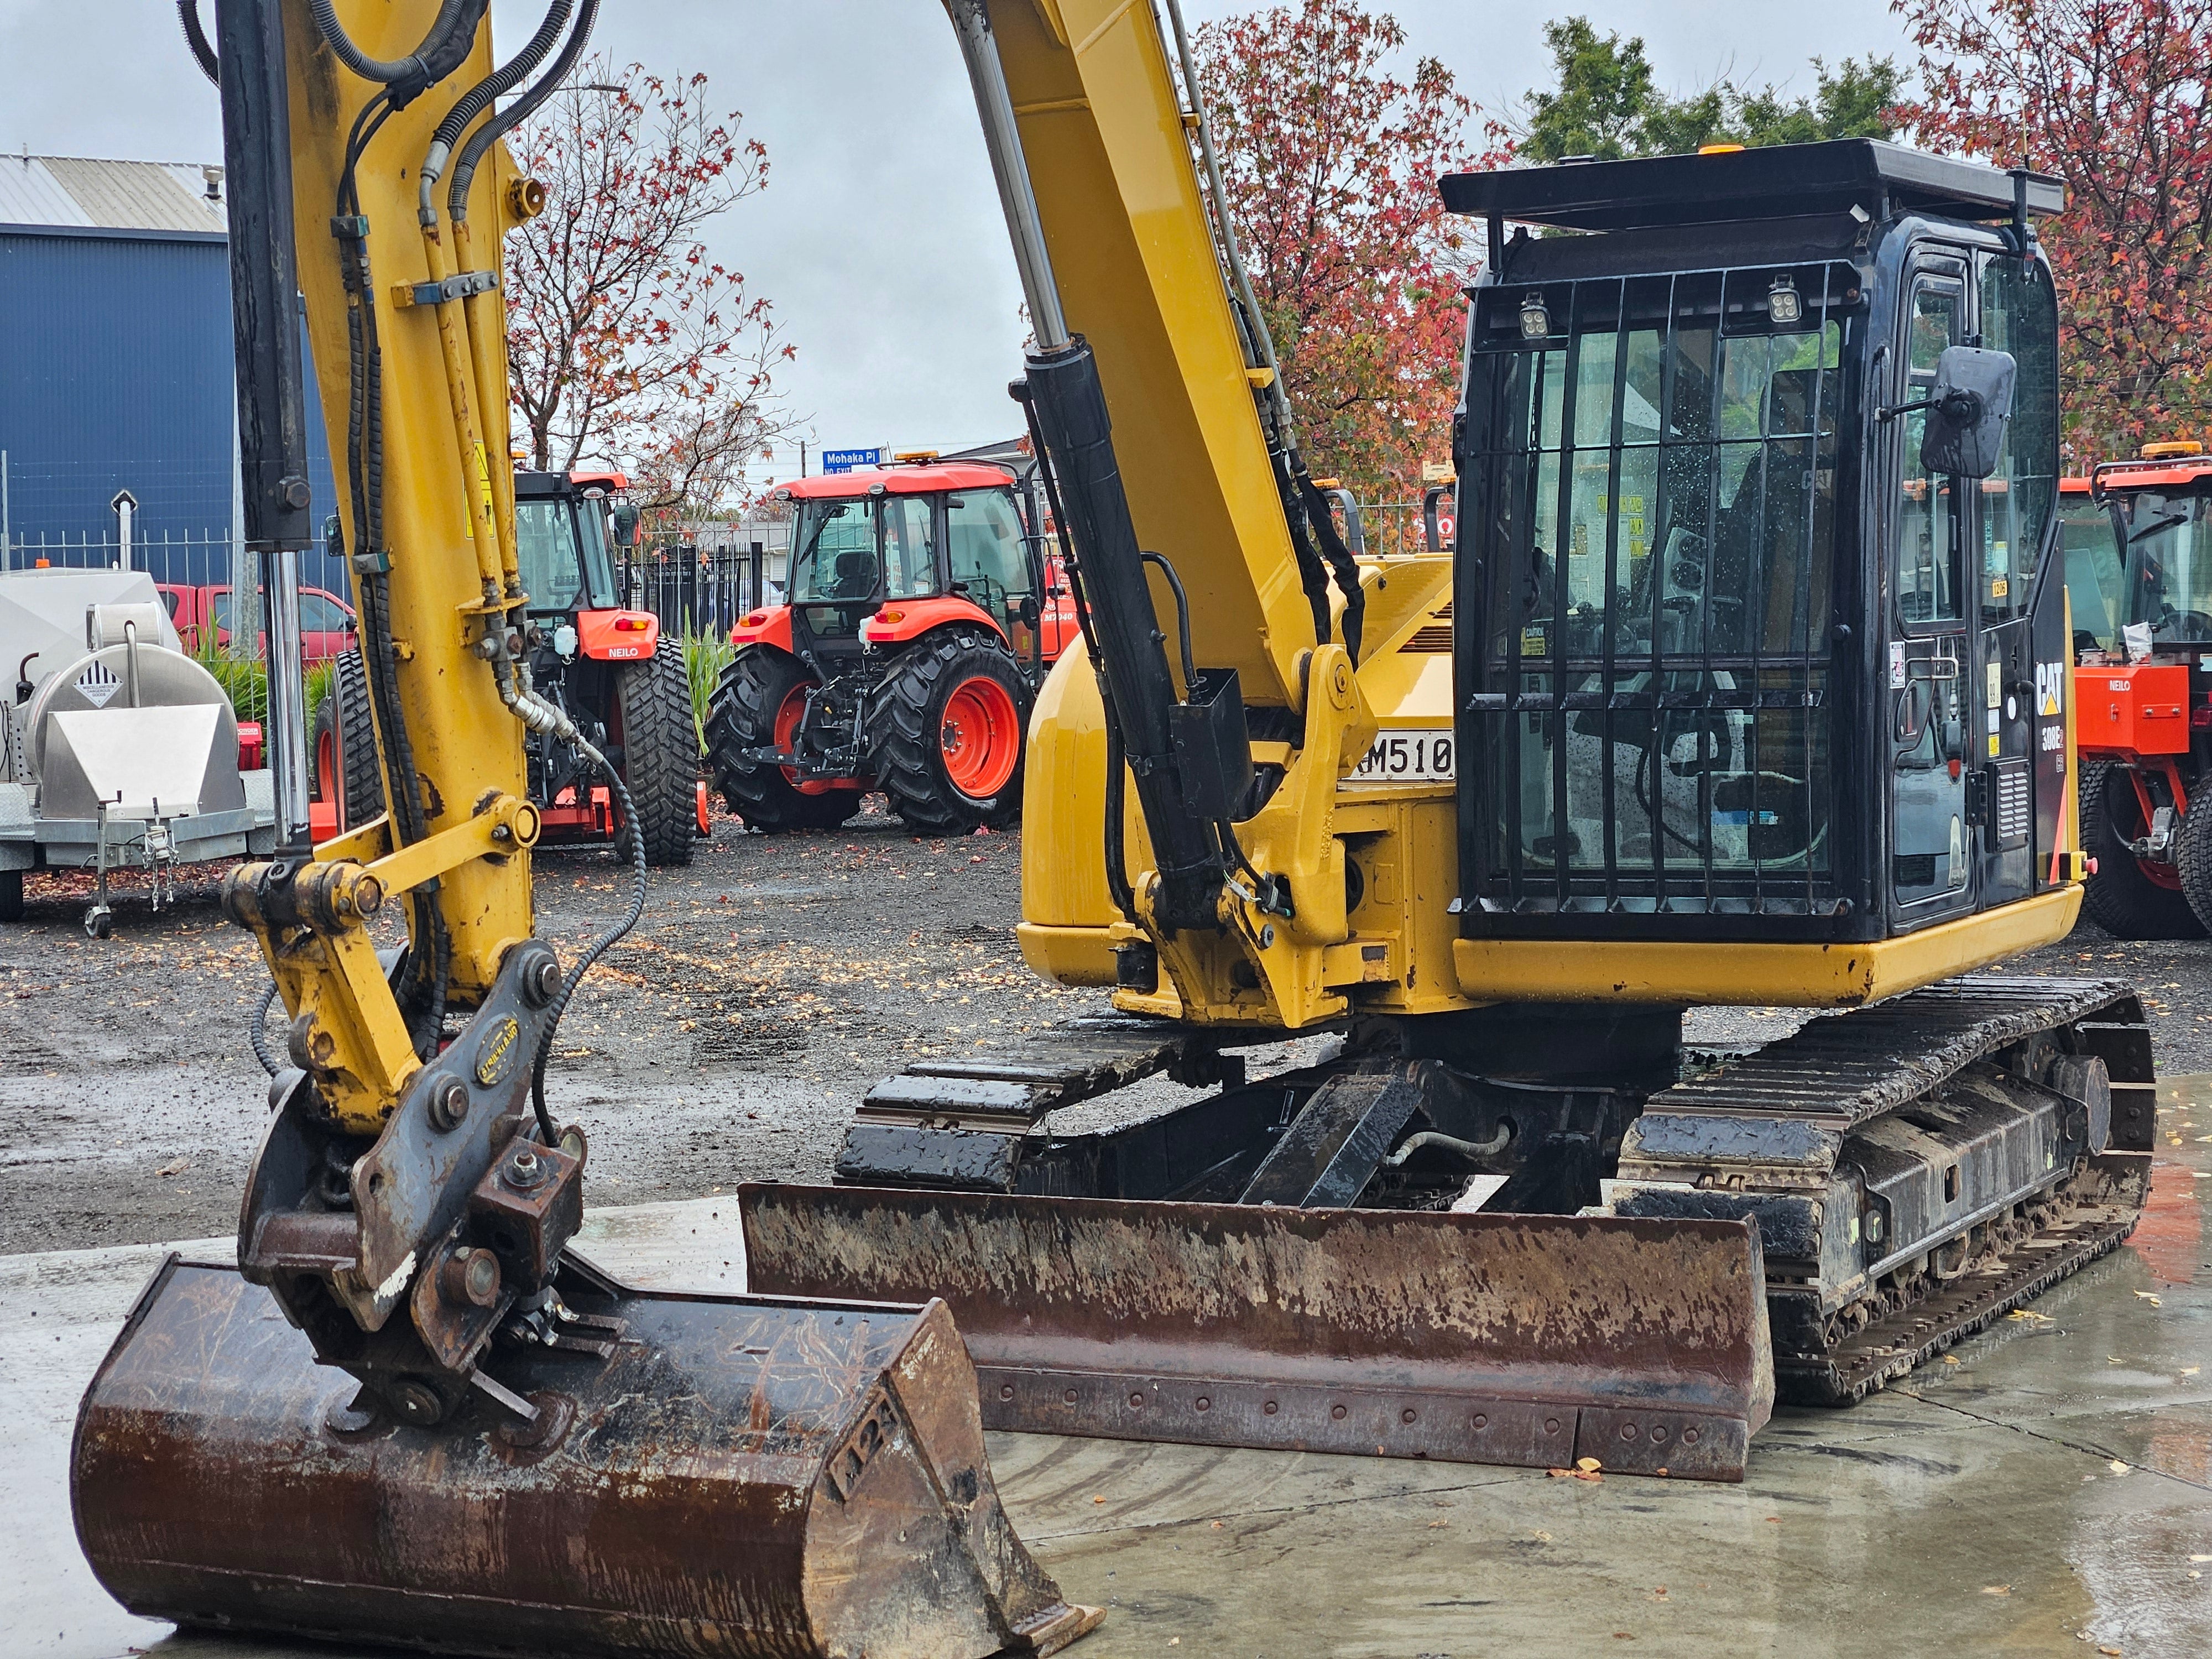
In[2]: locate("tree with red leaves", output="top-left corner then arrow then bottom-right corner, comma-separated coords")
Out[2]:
1897,0 -> 2212,456
1190,1 -> 1489,499
505,56 -> 795,517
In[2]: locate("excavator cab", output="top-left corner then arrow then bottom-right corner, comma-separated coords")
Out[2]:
1447,142 -> 2078,991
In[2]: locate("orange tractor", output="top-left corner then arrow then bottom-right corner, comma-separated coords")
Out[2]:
707,457 -> 1075,832
2062,442 -> 2212,935
315,468 -> 706,862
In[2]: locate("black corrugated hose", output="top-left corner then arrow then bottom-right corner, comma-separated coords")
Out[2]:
447,0 -> 599,220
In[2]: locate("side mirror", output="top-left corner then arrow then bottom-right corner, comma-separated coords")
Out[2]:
1018,594 -> 1041,627
322,513 -> 343,561
611,503 -> 641,547
1920,346 -> 2016,479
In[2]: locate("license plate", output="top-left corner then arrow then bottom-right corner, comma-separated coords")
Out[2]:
1350,729 -> 1454,784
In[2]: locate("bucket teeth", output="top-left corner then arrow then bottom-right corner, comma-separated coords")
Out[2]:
73,1252 -> 1100,1659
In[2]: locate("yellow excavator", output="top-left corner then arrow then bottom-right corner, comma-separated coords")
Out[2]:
70,1 -> 2153,1655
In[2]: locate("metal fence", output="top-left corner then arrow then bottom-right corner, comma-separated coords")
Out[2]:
627,543 -> 782,640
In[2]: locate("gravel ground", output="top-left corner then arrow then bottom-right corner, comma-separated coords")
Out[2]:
2,805 -> 2206,1256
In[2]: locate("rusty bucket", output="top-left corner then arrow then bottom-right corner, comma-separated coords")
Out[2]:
72,1253 -> 1102,1658
740,1186 -> 1774,1481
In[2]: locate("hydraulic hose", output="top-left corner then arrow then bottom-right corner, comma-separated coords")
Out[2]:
249,979 -> 281,1076
489,649 -> 647,1137
309,0 -> 472,87
177,0 -> 216,84
447,0 -> 599,220
419,1 -> 575,225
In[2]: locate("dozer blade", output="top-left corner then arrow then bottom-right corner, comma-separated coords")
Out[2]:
740,1185 -> 1775,1482
72,1253 -> 1103,1659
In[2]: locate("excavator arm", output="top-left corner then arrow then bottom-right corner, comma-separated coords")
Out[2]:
70,6 -> 1112,1654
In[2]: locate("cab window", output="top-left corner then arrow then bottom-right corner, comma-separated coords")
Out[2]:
884,497 -> 937,599
2060,495 -> 2122,653
946,488 -> 1032,624
516,499 -> 586,610
790,499 -> 878,602
1897,283 -> 1963,625
1977,258 -> 2060,614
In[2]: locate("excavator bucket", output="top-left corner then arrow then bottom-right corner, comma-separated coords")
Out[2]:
740,1186 -> 1775,1482
72,1252 -> 1103,1659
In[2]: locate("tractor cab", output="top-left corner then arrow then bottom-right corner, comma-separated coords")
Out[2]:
2073,444 -> 2212,661
2063,443 -> 2212,935
508,469 -> 702,860
735,458 -> 1069,674
514,468 -> 653,655
710,457 -> 1076,834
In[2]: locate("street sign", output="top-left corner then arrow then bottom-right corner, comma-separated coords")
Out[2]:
820,447 -> 887,474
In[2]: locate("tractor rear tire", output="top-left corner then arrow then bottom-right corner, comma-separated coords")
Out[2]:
865,630 -> 1032,836
315,650 -> 384,833
612,646 -> 698,867
2078,756 -> 2206,939
2176,779 -> 2212,931
706,648 -> 861,833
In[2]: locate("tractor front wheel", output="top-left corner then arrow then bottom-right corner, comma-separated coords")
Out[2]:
611,646 -> 699,867
865,631 -> 1031,836
2176,778 -> 2212,931
314,650 -> 384,833
706,648 -> 862,833
2079,757 -> 2206,939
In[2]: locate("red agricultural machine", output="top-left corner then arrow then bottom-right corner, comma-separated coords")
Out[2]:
2062,442 -> 2212,936
314,469 -> 706,862
707,456 -> 1075,833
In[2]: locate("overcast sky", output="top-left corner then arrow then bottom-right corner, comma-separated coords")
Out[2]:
0,1 -> 1916,477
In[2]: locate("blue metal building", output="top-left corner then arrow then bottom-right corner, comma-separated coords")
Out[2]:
0,153 -> 341,593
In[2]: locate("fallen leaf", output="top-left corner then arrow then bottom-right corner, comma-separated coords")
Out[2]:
1654,1466 -> 1670,1477
1577,1457 -> 1603,1473
2183,1368 -> 2201,1377
1091,1495 -> 1105,1505
2100,1647 -> 2122,1656
2109,1460 -> 2130,1474
1943,1355 -> 1963,1366
2190,1571 -> 2203,1581
1546,1467 -> 1572,1479
1168,1641 -> 1179,1648
1981,1585 -> 2011,1597
1427,1519 -> 1449,1528
2133,1291 -> 2163,1306
2007,1309 -> 2055,1323
1533,1530 -> 1552,1542
1209,1520 -> 1223,1530
155,1157 -> 190,1178
2189,1554 -> 2212,1563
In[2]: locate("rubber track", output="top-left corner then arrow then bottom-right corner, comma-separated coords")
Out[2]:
614,645 -> 696,867
1778,1202 -> 2141,1404
863,630 -> 1030,835
1639,975 -> 2153,1402
1649,976 -> 2143,1131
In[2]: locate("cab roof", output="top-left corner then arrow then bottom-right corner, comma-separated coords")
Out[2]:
2091,454 -> 2212,493
778,462 -> 1014,500
515,468 -> 629,498
1441,139 -> 2064,234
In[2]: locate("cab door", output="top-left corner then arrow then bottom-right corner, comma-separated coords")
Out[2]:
1971,252 -> 2062,906
1888,261 -> 1976,920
